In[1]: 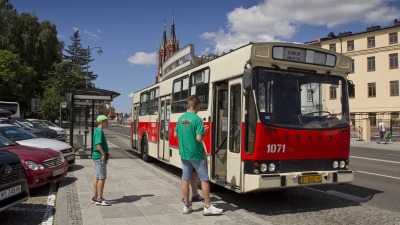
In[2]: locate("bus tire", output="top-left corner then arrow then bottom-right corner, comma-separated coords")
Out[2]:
141,137 -> 152,162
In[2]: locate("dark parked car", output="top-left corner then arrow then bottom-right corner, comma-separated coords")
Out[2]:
1,118 -> 57,139
0,149 -> 29,212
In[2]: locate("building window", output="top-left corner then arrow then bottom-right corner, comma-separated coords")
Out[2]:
389,32 -> 398,44
347,40 -> 354,51
190,68 -> 210,111
367,56 -> 376,71
369,113 -> 377,127
329,87 -> 337,99
351,59 -> 355,73
139,92 -> 148,116
390,80 -> 399,96
147,88 -> 159,115
349,84 -> 355,98
172,76 -> 189,113
368,82 -> 376,97
389,53 -> 398,69
329,44 -> 336,52
367,36 -> 375,48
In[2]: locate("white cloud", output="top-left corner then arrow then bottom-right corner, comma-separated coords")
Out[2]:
202,0 -> 400,53
83,30 -> 100,39
200,47 -> 210,55
73,27 -> 79,32
96,29 -> 103,34
127,52 -> 157,66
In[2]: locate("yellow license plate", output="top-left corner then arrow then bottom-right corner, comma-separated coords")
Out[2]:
299,175 -> 322,184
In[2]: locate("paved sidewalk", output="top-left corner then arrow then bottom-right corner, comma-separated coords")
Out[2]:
350,138 -> 400,151
55,151 -> 270,225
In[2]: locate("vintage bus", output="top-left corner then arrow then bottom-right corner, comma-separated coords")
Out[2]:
130,42 -> 354,193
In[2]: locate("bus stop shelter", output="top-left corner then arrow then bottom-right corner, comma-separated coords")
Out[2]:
67,88 -> 120,156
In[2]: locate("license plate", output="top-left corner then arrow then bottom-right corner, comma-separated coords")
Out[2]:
66,155 -> 75,161
52,168 -> 64,176
299,175 -> 322,184
0,185 -> 22,201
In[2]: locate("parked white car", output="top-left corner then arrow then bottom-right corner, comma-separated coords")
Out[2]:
0,124 -> 75,166
27,119 -> 66,141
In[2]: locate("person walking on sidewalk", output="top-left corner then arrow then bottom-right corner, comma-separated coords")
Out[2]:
180,170 -> 204,204
174,95 -> 223,215
91,115 -> 111,206
378,120 -> 387,144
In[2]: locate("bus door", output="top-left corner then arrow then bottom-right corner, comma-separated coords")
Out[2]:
158,96 -> 171,161
226,78 -> 242,187
213,82 -> 228,182
132,104 -> 139,149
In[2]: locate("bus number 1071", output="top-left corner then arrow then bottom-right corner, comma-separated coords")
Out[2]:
267,144 -> 286,153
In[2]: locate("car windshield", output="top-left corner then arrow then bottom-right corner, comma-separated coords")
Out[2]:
255,68 -> 349,129
41,120 -> 58,127
13,120 -> 31,129
0,135 -> 18,147
0,126 -> 37,141
30,121 -> 49,129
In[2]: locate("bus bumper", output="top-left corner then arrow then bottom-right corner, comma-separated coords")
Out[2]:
243,170 -> 354,193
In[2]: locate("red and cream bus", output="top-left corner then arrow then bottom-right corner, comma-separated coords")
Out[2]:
130,42 -> 354,193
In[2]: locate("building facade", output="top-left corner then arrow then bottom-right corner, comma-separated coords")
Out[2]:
319,20 -> 400,131
156,16 -> 179,83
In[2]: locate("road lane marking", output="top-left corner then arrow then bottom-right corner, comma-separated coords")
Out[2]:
41,182 -> 56,225
357,171 -> 400,180
107,141 -> 120,149
350,156 -> 400,164
107,130 -> 131,138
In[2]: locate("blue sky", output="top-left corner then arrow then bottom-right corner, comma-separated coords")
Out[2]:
11,0 -> 400,113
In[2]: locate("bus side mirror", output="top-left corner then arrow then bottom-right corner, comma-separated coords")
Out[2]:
243,69 -> 252,91
348,80 -> 355,97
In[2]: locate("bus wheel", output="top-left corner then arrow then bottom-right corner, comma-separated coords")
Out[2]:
141,137 -> 152,162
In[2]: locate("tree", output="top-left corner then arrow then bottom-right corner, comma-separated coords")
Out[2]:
63,30 -> 97,89
0,50 -> 36,115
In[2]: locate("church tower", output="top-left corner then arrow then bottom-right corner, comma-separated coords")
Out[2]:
156,14 -> 179,83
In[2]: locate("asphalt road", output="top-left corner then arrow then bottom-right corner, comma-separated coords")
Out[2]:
107,125 -> 400,212
312,147 -> 400,213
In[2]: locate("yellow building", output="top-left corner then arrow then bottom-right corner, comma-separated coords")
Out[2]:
319,20 -> 400,133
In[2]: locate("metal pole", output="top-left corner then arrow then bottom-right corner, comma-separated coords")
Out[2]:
69,94 -> 74,147
91,101 -> 95,154
59,102 -> 62,127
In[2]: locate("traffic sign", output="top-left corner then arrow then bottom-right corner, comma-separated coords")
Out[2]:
60,101 -> 67,108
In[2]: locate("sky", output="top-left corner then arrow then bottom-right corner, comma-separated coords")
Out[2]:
10,0 -> 400,114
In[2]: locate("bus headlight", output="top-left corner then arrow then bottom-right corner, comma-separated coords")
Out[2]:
254,169 -> 260,174
333,161 -> 339,169
260,163 -> 267,173
339,161 -> 346,169
268,163 -> 276,172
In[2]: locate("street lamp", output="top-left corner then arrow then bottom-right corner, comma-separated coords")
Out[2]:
86,46 -> 103,89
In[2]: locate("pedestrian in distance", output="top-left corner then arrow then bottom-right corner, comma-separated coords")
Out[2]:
174,95 -> 223,215
91,115 -> 111,206
378,120 -> 387,144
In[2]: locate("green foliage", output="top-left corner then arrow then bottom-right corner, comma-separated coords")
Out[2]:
0,50 -> 36,114
64,30 -> 97,89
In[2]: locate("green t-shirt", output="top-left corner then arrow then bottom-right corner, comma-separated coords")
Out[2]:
92,128 -> 109,160
174,112 -> 205,161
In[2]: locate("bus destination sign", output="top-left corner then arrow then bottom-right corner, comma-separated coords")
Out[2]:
272,46 -> 336,67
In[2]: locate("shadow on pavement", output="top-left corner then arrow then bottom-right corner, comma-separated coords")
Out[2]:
311,183 -> 383,202
68,164 -> 84,172
109,194 -> 155,205
58,177 -> 78,188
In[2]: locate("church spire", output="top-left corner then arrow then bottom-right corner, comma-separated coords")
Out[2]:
169,12 -> 176,41
161,19 -> 167,46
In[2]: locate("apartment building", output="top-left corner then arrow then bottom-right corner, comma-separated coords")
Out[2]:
318,20 -> 400,129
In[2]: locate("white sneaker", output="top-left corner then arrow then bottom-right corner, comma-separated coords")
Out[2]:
95,198 -> 111,206
183,205 -> 193,214
203,204 -> 223,215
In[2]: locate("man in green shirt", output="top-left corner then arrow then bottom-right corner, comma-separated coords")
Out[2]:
91,115 -> 111,206
174,95 -> 223,215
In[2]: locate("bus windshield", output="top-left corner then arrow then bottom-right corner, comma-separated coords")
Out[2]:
255,68 -> 349,129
